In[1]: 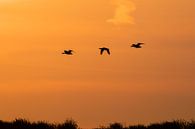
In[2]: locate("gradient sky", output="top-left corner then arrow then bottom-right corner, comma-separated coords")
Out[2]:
0,0 -> 195,128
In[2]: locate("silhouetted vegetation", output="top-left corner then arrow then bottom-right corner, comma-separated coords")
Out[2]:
95,120 -> 195,129
57,119 -> 78,129
0,119 -> 194,129
0,118 -> 77,129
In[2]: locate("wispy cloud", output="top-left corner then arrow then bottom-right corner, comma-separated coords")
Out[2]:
107,0 -> 136,25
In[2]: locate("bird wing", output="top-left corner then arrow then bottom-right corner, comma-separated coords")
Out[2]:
106,49 -> 110,55
100,49 -> 104,55
137,43 -> 144,45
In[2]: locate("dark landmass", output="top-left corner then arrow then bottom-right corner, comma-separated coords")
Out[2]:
0,119 -> 194,129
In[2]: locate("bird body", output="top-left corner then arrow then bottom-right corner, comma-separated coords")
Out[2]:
99,47 -> 110,55
131,43 -> 144,48
62,50 -> 74,55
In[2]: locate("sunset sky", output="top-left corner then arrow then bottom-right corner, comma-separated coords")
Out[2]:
0,0 -> 195,128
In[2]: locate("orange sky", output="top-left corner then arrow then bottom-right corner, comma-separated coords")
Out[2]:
0,0 -> 195,128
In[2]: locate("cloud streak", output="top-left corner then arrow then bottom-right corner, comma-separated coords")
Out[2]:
107,0 -> 136,25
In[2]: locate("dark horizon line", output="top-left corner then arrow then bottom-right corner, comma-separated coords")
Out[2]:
0,118 -> 194,129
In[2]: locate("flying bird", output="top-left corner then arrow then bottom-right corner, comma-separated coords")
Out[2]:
131,43 -> 144,48
99,47 -> 110,55
62,50 -> 74,55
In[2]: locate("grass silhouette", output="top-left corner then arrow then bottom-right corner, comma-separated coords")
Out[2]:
0,119 -> 194,129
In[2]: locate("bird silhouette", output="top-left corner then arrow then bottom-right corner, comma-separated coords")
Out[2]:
62,50 -> 74,55
131,43 -> 144,48
99,47 -> 110,55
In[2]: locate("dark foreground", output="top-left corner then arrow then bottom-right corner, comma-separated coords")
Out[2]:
0,119 -> 194,129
